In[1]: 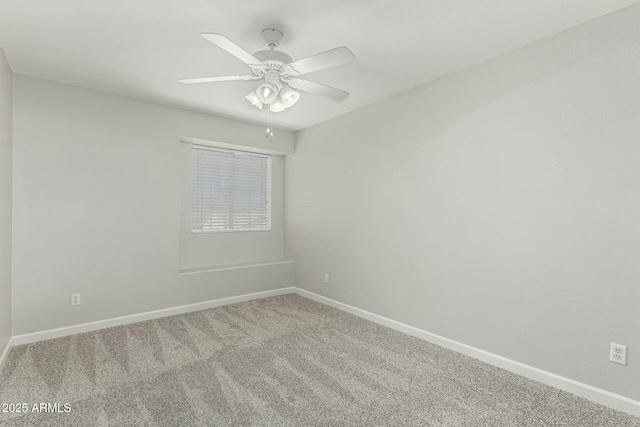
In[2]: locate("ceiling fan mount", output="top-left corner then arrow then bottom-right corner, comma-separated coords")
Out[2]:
179,28 -> 356,112
261,28 -> 284,49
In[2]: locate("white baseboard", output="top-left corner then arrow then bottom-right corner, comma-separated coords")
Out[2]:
12,287 -> 295,346
0,337 -> 13,374
294,288 -> 640,418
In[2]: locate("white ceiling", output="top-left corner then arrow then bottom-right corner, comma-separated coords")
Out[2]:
0,0 -> 637,131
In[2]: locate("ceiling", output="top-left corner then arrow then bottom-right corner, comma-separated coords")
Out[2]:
1,0 -> 638,131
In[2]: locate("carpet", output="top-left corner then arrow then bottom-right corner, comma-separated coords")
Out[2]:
0,294 -> 638,426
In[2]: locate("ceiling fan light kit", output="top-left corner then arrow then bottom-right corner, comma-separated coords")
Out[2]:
244,91 -> 263,109
269,98 -> 286,113
279,85 -> 300,108
256,82 -> 278,104
179,28 -> 356,114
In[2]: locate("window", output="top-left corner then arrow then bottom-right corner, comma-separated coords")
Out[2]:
191,145 -> 271,232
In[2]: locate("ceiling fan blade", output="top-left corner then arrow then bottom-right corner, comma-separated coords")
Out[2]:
290,79 -> 349,101
285,47 -> 355,76
200,33 -> 265,69
179,75 -> 260,84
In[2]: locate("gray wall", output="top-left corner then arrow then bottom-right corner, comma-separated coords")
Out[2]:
12,76 -> 294,335
0,49 -> 12,353
285,6 -> 640,400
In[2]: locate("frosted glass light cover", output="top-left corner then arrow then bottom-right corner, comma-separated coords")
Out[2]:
270,97 -> 286,112
245,91 -> 263,109
280,86 -> 300,108
256,83 -> 278,104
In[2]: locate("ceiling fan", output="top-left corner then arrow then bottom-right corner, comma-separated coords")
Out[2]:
179,28 -> 356,112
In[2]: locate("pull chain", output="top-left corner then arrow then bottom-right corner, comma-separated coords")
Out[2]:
265,108 -> 274,142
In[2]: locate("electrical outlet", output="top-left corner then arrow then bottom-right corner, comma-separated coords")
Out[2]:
71,293 -> 81,306
324,274 -> 330,284
610,343 -> 627,366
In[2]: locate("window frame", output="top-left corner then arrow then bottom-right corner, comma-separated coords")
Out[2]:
191,144 -> 272,234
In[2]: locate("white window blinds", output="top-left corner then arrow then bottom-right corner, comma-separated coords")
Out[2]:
191,145 -> 271,232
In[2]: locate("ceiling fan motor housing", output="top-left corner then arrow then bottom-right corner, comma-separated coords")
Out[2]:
253,50 -> 293,72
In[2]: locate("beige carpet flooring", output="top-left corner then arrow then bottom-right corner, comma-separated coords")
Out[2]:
0,294 -> 638,426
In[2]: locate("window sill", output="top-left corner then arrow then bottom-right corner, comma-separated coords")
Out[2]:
179,260 -> 294,275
